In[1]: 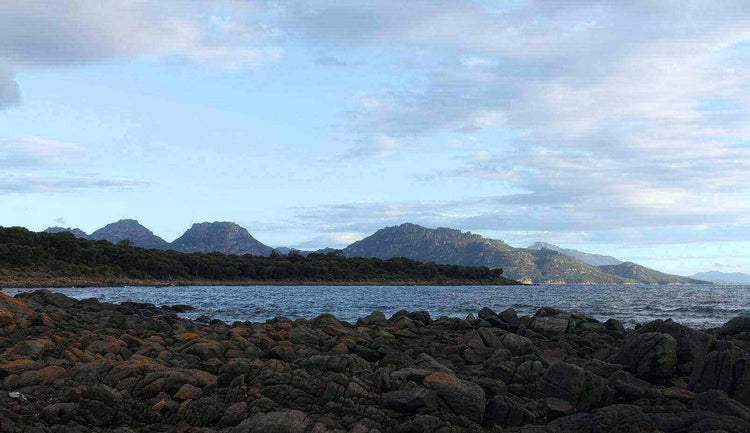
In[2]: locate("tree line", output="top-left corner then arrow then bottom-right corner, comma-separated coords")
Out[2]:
0,227 -> 512,284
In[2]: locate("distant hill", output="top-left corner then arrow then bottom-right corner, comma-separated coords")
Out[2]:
88,219 -> 169,250
528,241 -> 622,266
342,223 -> 633,284
44,227 -> 88,239
599,262 -> 709,285
689,271 -> 750,284
171,222 -> 273,256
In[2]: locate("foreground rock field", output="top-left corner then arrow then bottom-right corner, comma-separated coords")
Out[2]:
3,290 -> 750,432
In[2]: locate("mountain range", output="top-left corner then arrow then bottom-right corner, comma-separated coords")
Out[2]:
43,220 -> 708,284
341,223 -> 705,284
688,271 -> 750,285
44,220 -> 270,257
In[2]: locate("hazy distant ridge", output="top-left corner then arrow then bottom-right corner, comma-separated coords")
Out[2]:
689,271 -> 750,284
528,241 -> 622,266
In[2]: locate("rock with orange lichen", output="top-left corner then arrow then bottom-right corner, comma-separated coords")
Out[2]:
2,289 -> 750,433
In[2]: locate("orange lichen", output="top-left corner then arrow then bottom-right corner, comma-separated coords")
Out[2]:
0,293 -> 28,307
177,332 -> 199,341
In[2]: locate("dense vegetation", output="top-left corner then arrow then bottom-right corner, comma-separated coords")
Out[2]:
0,227 -> 515,285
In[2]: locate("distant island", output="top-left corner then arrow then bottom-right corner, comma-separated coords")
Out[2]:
43,219 -> 709,285
0,227 -> 517,287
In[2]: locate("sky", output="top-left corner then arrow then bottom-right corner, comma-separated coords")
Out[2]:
2,1 -> 750,276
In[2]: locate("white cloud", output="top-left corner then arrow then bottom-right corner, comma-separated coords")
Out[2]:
294,231 -> 365,249
0,173 -> 144,193
277,1 -> 750,242
0,136 -> 147,193
0,0 -> 283,106
1,136 -> 87,168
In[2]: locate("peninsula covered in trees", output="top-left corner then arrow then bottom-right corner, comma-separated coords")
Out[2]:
0,227 -> 517,287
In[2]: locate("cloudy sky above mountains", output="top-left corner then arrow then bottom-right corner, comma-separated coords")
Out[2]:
2,0 -> 750,274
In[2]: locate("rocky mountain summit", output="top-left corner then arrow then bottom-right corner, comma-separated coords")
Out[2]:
3,290 -> 750,432
43,220 -> 275,257
43,227 -> 89,239
88,219 -> 169,250
171,222 -> 273,256
528,242 -> 622,266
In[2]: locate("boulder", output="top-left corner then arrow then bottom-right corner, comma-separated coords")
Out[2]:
231,410 -> 309,433
690,347 -> 750,404
636,319 -> 716,372
381,385 -> 439,411
719,316 -> 750,336
529,315 -> 570,337
483,395 -> 535,427
694,389 -> 750,421
620,332 -> 677,380
424,372 -> 486,424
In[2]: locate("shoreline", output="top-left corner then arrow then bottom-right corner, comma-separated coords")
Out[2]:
2,290 -> 750,432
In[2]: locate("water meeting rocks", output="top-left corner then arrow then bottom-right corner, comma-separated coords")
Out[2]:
3,290 -> 750,432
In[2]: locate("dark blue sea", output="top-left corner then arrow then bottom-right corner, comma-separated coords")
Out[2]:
4,284 -> 749,329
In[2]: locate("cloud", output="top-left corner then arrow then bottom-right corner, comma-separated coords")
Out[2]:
274,1 -> 750,242
346,135 -> 410,158
294,232 -> 365,249
0,137 -> 87,168
0,0 -> 283,107
0,174 -> 144,193
0,136 -> 147,193
0,62 -> 19,108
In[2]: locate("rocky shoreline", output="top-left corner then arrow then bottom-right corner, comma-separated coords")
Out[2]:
2,291 -> 750,432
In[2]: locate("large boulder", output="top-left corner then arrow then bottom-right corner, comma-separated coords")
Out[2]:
620,332 -> 677,380
540,362 -> 615,411
381,385 -> 438,411
636,319 -> 716,373
478,307 -> 519,331
719,317 -> 750,337
231,410 -> 309,433
424,372 -> 486,424
529,314 -> 571,337
694,389 -> 750,421
690,346 -> 750,404
483,395 -> 535,427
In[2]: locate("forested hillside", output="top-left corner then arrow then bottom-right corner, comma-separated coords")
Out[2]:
0,227 -> 517,286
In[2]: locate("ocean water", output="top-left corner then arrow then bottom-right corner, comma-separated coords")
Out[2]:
3,284 -> 749,329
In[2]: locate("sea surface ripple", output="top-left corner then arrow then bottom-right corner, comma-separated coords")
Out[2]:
4,284 -> 749,329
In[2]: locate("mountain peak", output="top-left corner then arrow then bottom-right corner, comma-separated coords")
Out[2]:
44,226 -> 88,239
89,219 -> 168,249
171,221 -> 273,256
